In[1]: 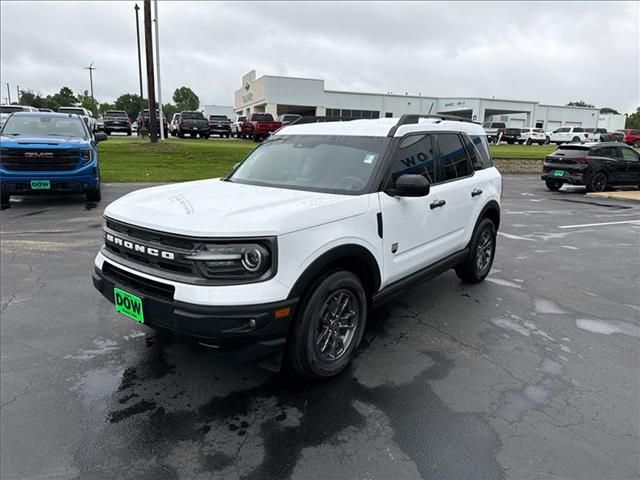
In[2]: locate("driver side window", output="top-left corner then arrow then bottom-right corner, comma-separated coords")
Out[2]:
388,134 -> 436,185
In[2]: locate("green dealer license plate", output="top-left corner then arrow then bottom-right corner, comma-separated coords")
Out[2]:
31,180 -> 50,189
114,288 -> 144,323
553,170 -> 564,177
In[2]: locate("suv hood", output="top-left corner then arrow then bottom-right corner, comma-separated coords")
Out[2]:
104,179 -> 370,237
0,135 -> 90,147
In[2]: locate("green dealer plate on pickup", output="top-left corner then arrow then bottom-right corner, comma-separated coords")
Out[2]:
31,180 -> 50,189
553,170 -> 564,177
114,288 -> 144,323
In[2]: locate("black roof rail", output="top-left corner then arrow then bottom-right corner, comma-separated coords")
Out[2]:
289,116 -> 358,125
387,114 -> 479,137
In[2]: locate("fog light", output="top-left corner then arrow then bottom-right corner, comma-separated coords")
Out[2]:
275,307 -> 291,319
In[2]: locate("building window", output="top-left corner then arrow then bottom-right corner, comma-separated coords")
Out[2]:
535,121 -> 544,128
385,112 -> 393,118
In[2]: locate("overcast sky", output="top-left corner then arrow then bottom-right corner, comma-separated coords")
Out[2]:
1,1 -> 638,113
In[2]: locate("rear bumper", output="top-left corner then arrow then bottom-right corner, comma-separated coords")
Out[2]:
541,173 -> 586,185
209,126 -> 231,133
104,123 -> 131,132
93,263 -> 297,361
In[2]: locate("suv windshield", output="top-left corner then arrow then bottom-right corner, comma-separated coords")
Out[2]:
229,135 -> 388,194
2,114 -> 88,138
1,106 -> 25,114
58,108 -> 85,115
182,112 -> 204,120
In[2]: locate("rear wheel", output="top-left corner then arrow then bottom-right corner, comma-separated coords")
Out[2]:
587,172 -> 608,192
544,136 -> 550,144
526,138 -> 533,145
127,130 -> 132,136
633,140 -> 640,147
86,184 -> 101,202
286,271 -> 367,379
1,193 -> 9,206
545,180 -> 563,191
571,136 -> 580,143
455,218 -> 496,284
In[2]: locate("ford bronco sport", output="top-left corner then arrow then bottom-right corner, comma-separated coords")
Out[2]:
93,114 -> 502,379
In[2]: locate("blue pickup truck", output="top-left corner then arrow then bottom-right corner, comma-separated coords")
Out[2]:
0,111 -> 107,206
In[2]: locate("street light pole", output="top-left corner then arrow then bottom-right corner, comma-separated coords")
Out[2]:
154,0 -> 164,140
134,3 -> 144,100
16,85 -> 20,104
6,83 -> 11,104
84,62 -> 96,102
143,0 -> 157,143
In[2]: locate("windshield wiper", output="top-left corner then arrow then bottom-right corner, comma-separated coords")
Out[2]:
3,133 -> 20,136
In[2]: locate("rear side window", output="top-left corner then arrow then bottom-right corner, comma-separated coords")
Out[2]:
621,148 -> 640,160
389,134 -> 436,183
573,127 -> 584,133
589,147 -> 620,158
436,134 -> 473,181
467,134 -> 493,169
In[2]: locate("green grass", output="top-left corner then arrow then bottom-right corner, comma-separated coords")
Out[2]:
489,144 -> 557,159
99,138 -> 255,182
97,138 -> 560,183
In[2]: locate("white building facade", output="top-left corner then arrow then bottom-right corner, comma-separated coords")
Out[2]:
234,70 -> 625,130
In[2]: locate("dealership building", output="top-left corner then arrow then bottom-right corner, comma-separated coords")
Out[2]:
234,70 -> 625,130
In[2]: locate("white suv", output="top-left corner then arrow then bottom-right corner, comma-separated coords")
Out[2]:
93,115 -> 502,378
547,126 -> 588,145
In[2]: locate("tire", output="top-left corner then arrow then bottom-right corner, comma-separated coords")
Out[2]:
538,141 -> 545,146
86,184 -> 101,202
587,172 -> 608,193
455,218 -> 497,284
526,138 -> 532,145
286,271 -> 367,379
104,130 -> 111,136
545,180 -> 563,191
178,131 -> 184,138
1,193 -> 9,206
544,136 -> 550,145
507,140 -> 514,145
633,140 -> 640,148
518,140 -> 524,145
127,130 -> 132,136
571,136 -> 580,143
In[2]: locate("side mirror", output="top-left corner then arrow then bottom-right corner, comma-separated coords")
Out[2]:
392,174 -> 430,197
94,132 -> 108,143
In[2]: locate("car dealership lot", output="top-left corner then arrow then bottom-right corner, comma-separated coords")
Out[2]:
1,176 -> 638,480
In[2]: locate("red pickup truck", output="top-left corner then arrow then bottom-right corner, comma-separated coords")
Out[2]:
241,113 -> 282,141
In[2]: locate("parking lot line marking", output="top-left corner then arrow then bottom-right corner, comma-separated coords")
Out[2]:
498,232 -> 536,242
558,220 -> 640,229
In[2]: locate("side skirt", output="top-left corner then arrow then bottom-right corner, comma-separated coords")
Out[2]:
371,249 -> 469,309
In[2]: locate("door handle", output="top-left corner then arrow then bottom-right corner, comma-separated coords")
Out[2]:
471,189 -> 483,197
430,199 -> 446,209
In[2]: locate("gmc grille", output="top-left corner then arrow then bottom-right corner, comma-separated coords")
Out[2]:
0,149 -> 81,171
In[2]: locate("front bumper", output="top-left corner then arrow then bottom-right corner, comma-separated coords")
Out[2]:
1,168 -> 99,195
93,262 -> 297,360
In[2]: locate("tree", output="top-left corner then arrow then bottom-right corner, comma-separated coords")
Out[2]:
566,100 -> 594,108
99,102 -> 116,114
114,93 -> 144,121
173,86 -> 199,111
163,103 -> 179,120
78,90 -> 99,116
19,90 -> 37,106
50,87 -> 78,108
625,107 -> 640,129
599,107 -> 620,115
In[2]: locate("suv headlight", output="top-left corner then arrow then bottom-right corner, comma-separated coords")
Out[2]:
185,241 -> 275,281
80,149 -> 92,165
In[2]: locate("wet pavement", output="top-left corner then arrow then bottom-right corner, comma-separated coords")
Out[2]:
1,176 -> 639,480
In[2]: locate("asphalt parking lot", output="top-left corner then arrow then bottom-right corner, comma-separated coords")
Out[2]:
1,175 -> 638,480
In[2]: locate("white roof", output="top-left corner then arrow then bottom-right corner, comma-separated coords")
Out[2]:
275,117 -> 486,138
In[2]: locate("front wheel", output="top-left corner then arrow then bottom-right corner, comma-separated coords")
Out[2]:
526,138 -> 532,145
587,172 -> 608,192
1,193 -> 10,206
571,136 -> 580,143
86,184 -> 101,202
455,218 -> 496,284
545,180 -> 563,191
544,136 -> 550,145
286,271 -> 367,379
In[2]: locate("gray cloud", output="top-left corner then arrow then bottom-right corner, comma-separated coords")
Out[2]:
1,1 -> 638,112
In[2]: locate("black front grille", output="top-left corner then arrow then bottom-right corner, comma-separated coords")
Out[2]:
104,219 -> 198,276
0,149 -> 80,171
103,262 -> 175,301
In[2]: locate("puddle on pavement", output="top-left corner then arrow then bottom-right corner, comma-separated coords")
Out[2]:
535,298 -> 567,315
576,319 -> 640,339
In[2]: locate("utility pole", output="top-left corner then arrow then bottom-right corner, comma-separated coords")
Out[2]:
16,85 -> 20,104
84,62 -> 96,102
5,83 -> 11,104
143,0 -> 157,143
154,0 -> 164,140
134,3 -> 144,100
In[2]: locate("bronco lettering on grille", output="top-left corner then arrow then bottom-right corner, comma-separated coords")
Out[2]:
105,233 -> 175,260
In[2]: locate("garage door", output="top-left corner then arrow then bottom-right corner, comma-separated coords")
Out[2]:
565,122 -> 581,127
547,121 -> 561,131
509,118 -> 526,127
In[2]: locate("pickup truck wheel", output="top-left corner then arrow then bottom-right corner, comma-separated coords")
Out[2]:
1,194 -> 10,206
286,271 -> 367,379
544,136 -> 550,144
455,218 -> 496,284
127,130 -> 132,136
526,138 -> 532,145
545,180 -> 563,191
86,184 -> 101,202
571,136 -> 580,143
178,132 -> 184,138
